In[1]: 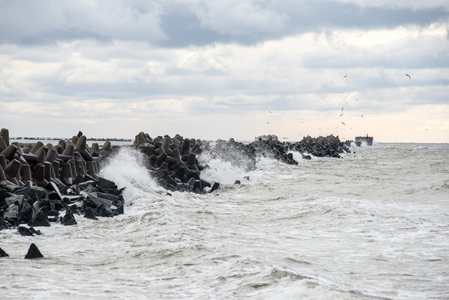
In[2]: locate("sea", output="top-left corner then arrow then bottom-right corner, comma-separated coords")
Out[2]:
1,141 -> 448,300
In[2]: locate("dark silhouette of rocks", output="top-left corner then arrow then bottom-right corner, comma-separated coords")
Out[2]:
132,131 -> 351,193
17,226 -> 41,236
24,243 -> 43,259
0,246 -> 9,257
2,127 -> 352,244
1,128 -> 125,233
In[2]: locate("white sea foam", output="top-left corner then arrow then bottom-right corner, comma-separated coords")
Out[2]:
100,146 -> 164,205
1,143 -> 449,299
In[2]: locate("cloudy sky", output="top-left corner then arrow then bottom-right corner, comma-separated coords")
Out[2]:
1,0 -> 448,143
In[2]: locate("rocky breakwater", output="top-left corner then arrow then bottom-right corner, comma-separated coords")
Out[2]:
249,136 -> 299,165
288,135 -> 351,159
246,134 -> 350,163
133,132 -> 220,194
132,132 -> 351,193
0,128 -> 124,234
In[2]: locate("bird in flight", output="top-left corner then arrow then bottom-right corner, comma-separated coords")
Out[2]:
341,122 -> 346,125
361,115 -> 364,118
343,75 -> 348,78
339,113 -> 344,117
405,74 -> 411,79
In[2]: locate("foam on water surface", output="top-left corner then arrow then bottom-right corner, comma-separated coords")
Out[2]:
1,143 -> 449,299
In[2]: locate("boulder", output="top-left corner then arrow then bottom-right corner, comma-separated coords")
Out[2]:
61,209 -> 77,226
0,246 -> 9,257
24,243 -> 44,259
28,208 -> 50,227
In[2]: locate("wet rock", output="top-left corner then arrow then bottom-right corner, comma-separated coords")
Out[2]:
210,182 -> 220,193
17,226 -> 41,236
18,203 -> 34,223
114,204 -> 124,215
28,208 -> 50,227
4,203 -> 19,220
24,243 -> 44,259
61,209 -> 77,226
98,176 -> 116,190
83,207 -> 98,220
0,246 -> 9,257
96,204 -> 113,217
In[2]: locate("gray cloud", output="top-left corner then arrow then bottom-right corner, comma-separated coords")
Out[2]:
1,1 -> 447,47
0,0 -> 166,45
1,0 -> 448,142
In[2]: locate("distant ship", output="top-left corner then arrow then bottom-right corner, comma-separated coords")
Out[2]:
355,135 -> 373,146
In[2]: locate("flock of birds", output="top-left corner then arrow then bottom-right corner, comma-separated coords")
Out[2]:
265,73 -> 418,139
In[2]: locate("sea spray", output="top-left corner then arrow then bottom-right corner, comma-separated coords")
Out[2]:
198,151 -> 252,185
100,146 -> 164,205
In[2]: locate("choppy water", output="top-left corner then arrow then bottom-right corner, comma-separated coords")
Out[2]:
1,142 -> 449,299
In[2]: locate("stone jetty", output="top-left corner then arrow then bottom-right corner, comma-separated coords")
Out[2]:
1,127 -> 352,236
0,128 -> 124,232
1,128 -> 353,260
132,132 -> 351,193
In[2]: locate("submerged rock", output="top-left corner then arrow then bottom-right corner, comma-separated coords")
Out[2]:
83,207 -> 98,220
24,243 -> 44,259
0,246 -> 9,258
61,209 -> 77,226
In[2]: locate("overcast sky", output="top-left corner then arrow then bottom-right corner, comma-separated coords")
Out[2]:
1,0 -> 448,143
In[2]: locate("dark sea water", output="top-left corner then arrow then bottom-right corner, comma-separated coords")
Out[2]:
1,142 -> 448,299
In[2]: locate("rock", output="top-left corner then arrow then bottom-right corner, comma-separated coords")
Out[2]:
24,243 -> 44,259
18,203 -> 34,223
83,207 -> 98,220
28,208 -> 51,227
210,182 -> 220,193
87,193 -> 113,209
0,246 -> 9,257
61,209 -> 77,226
4,203 -> 19,220
114,204 -> 124,215
96,204 -> 113,217
98,177 -> 116,190
17,225 -> 42,236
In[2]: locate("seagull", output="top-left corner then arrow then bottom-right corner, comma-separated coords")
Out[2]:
269,111 -> 272,113
341,122 -> 346,125
361,115 -> 364,118
266,122 -> 270,124
405,74 -> 411,79
343,75 -> 348,78
339,113 -> 344,117
341,106 -> 344,111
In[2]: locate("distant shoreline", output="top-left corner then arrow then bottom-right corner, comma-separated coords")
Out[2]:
10,137 -> 132,142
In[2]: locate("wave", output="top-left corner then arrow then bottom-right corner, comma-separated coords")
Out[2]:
100,147 -> 164,205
